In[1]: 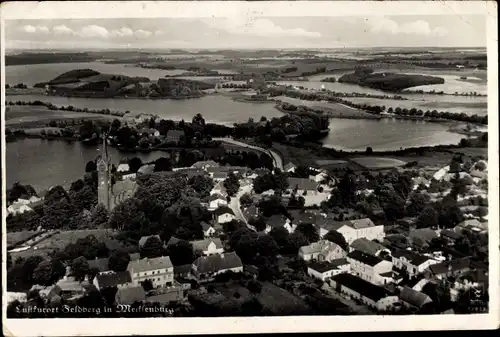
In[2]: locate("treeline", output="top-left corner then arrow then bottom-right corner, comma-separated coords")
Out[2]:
5,83 -> 28,89
6,100 -> 128,117
5,53 -> 97,66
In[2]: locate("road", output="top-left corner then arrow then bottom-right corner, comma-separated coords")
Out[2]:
214,137 -> 283,170
229,184 -> 253,225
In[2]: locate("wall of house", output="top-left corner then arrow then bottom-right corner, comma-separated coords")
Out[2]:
376,296 -> 399,311
308,267 -> 345,281
204,242 -> 224,256
131,267 -> 174,288
339,226 -> 385,244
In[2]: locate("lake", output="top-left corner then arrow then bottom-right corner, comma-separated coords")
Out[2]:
6,94 -> 284,125
5,62 -> 185,86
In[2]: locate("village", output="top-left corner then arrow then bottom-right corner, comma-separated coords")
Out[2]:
6,128 -> 490,316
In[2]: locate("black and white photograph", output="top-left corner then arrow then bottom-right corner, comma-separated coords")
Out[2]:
1,1 -> 498,335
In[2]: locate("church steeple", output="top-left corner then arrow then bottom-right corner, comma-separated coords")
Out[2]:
97,132 -> 110,211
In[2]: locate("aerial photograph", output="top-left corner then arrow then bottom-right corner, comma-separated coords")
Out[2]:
4,12 -> 490,319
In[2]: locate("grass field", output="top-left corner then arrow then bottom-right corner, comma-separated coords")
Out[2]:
350,157 -> 407,169
9,229 -> 122,260
7,231 -> 38,246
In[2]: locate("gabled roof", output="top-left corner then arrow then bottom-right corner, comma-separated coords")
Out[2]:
410,228 -> 438,243
299,240 -> 342,256
127,256 -> 173,273
427,257 -> 471,275
350,238 -> 389,256
213,172 -> 228,179
288,177 -> 318,191
440,229 -> 461,240
208,194 -> 226,202
288,210 -> 317,224
191,238 -> 223,252
212,181 -> 227,194
192,252 -> 243,274
331,273 -> 392,302
115,285 -> 146,305
393,250 -> 432,267
201,221 -> 214,232
191,160 -> 219,169
399,286 -> 432,308
284,162 -> 297,171
166,236 -> 182,246
343,218 -> 376,230
308,258 -> 348,273
347,250 -> 384,267
95,271 -> 132,288
87,257 -> 110,272
139,235 -> 162,248
213,206 -> 234,216
174,264 -> 192,275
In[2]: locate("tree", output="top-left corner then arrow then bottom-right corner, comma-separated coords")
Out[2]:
239,193 -> 253,207
286,231 -> 309,253
366,147 -> 373,155
85,160 -> 97,173
71,256 -> 90,281
188,175 -> 214,199
140,235 -> 163,259
224,172 -> 240,197
91,204 -> 109,228
167,241 -> 195,266
32,259 -> 65,286
108,198 -> 148,232
406,193 -> 431,217
153,157 -> 172,172
248,216 -> 267,232
70,179 -> 85,193
295,223 -> 319,243
323,230 -> 348,251
108,250 -> 131,272
128,157 -> 143,173
269,226 -> 290,250
417,206 -> 439,228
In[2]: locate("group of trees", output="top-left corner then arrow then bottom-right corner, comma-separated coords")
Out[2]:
253,169 -> 289,194
6,100 -> 127,117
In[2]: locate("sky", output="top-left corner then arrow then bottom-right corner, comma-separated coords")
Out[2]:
4,15 -> 487,50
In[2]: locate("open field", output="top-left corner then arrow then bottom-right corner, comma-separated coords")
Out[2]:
8,229 -> 123,260
350,157 -> 407,169
5,105 -> 118,128
7,231 -> 38,247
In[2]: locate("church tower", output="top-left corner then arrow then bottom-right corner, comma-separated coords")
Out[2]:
97,134 -> 111,211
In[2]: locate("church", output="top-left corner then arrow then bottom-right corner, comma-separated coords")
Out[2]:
97,135 -> 138,212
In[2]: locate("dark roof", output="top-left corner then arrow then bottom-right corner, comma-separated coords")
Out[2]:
284,162 -> 297,171
350,238 -> 388,256
331,273 -> 391,302
288,177 -> 318,191
213,206 -> 235,216
213,172 -> 229,179
315,217 -> 343,231
192,252 -> 243,274
399,286 -> 432,308
208,194 -> 226,202
87,258 -> 110,272
440,229 -> 462,240
201,221 -> 214,231
265,214 -> 289,228
174,264 -> 192,275
115,285 -> 146,305
392,250 -> 432,267
341,218 -> 376,230
347,250 -> 384,267
242,205 -> 259,220
288,210 -> 317,224
127,256 -> 173,273
167,236 -> 182,246
95,271 -> 132,288
139,235 -> 162,247
410,228 -> 438,243
308,258 -> 348,273
191,160 -> 219,169
129,253 -> 141,261
191,238 -> 223,251
428,258 -> 471,275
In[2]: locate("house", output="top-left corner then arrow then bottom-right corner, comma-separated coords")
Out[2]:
210,181 -> 227,197
93,271 -> 133,291
191,252 -> 243,280
298,240 -> 346,262
87,257 -> 110,273
409,228 -> 438,249
166,130 -> 184,143
288,210 -> 317,226
55,276 -> 88,300
349,238 -> 391,257
287,177 -> 319,195
146,286 -> 184,304
190,238 -> 224,256
347,250 -> 393,286
329,273 -> 399,312
309,170 -> 329,183
404,276 -> 432,292
117,163 -> 130,173
398,286 -> 433,310
127,256 -> 174,288
242,205 -> 259,222
201,221 -> 217,237
36,285 -> 62,304
424,257 -> 471,280
174,264 -> 192,279
213,206 -> 235,224
307,258 -> 350,281
212,171 -> 228,182
440,229 -> 462,246
139,235 -> 163,248
284,162 -> 297,173
191,160 -> 219,170
207,193 -> 228,211
7,202 -> 33,215
392,250 -> 439,277
264,214 -> 294,233
115,285 -> 146,305
166,236 -> 183,248
332,218 -> 385,244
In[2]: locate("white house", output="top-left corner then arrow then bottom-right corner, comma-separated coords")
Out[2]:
213,206 -> 235,224
392,250 -> 440,277
190,238 -> 224,256
7,202 -> 33,216
210,181 -> 228,197
208,193 -> 228,210
284,162 -> 297,173
121,173 -> 137,180
330,273 -> 400,312
334,218 -> 385,244
191,252 -> 243,280
127,256 -> 174,288
349,238 -> 391,257
307,258 -> 350,281
117,163 -> 130,173
347,250 -> 393,286
201,222 -> 217,238
298,240 -> 346,262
